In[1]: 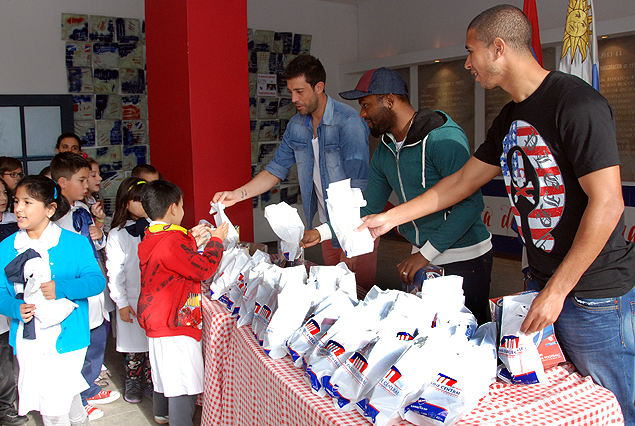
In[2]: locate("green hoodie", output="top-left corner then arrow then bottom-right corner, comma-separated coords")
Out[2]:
361,110 -> 491,264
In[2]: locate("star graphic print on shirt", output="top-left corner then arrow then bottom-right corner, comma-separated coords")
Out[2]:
500,120 -> 565,253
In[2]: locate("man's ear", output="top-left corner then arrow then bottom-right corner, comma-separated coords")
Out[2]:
314,81 -> 325,94
57,176 -> 67,189
170,203 -> 178,216
492,37 -> 505,58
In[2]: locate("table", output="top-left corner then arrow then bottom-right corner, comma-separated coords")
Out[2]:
200,298 -> 624,426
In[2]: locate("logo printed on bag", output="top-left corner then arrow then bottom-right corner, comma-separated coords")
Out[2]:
305,319 -> 320,335
396,331 -> 415,341
385,366 -> 402,384
324,340 -> 345,357
348,352 -> 368,373
500,335 -> 522,353
432,373 -> 461,397
261,305 -> 272,321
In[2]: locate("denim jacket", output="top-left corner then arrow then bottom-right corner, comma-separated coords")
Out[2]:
266,95 -> 370,246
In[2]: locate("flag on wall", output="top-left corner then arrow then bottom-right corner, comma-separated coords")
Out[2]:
558,0 -> 599,90
523,0 -> 543,66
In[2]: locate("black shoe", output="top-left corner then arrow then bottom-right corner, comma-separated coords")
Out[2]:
124,378 -> 143,404
145,380 -> 154,399
0,408 -> 28,426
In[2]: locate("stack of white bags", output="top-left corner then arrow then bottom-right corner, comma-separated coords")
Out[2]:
204,196 -> 552,426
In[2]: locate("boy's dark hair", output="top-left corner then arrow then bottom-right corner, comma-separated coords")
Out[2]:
16,175 -> 70,221
50,152 -> 91,181
140,180 -> 183,221
131,164 -> 158,178
111,177 -> 148,230
284,55 -> 326,89
39,166 -> 51,177
0,157 -> 23,175
468,4 -> 532,55
55,132 -> 82,150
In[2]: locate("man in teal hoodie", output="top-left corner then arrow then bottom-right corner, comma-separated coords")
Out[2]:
306,68 -> 492,324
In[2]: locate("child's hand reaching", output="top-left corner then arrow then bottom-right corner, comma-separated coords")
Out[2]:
190,223 -> 212,247
210,222 -> 229,242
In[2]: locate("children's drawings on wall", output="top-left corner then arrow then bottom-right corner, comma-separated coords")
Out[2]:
62,12 -> 149,184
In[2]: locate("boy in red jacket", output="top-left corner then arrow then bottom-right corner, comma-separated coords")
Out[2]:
137,180 -> 228,426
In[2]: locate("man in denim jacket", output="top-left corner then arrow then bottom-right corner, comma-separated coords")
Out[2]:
213,55 -> 377,294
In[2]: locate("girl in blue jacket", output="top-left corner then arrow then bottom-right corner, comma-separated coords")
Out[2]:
0,175 -> 105,426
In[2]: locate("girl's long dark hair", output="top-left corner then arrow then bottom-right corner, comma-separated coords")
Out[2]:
15,175 -> 70,221
111,177 -> 147,230
0,178 -> 12,213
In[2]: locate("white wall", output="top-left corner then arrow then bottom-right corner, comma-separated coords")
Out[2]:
0,0 -> 144,95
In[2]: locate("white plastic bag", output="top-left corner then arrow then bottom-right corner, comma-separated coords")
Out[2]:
24,257 -> 78,328
327,314 -> 419,410
236,261 -> 275,328
325,179 -> 374,258
360,330 -> 449,426
210,246 -> 250,302
263,266 -> 310,358
286,290 -> 358,367
264,202 -> 304,261
209,202 -> 240,250
498,292 -> 548,385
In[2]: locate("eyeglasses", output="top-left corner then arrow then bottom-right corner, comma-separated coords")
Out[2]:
3,172 -> 24,179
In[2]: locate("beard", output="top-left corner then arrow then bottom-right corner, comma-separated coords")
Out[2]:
367,106 -> 397,138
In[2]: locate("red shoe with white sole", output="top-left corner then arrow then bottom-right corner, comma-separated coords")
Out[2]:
86,389 -> 121,405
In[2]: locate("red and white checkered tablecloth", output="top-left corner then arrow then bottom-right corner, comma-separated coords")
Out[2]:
201,299 -> 624,426
200,297 -> 236,426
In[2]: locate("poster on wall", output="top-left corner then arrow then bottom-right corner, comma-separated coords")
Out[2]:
93,43 -> 119,68
66,42 -> 92,68
61,14 -> 88,41
95,94 -> 121,120
93,69 -> 119,93
73,95 -> 94,121
89,15 -> 116,42
67,67 -> 93,93
257,74 -> 278,96
116,18 -> 141,43
74,121 -> 95,147
122,95 -> 147,120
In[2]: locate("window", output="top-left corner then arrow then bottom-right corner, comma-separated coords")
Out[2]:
0,95 -> 74,174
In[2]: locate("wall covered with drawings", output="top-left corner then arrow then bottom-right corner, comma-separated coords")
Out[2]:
62,13 -> 149,215
248,29 -> 310,214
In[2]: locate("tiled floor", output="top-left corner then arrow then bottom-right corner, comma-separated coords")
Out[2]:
21,235 -> 522,426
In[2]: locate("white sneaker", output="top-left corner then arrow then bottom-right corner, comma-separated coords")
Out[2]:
84,404 -> 103,421
154,415 -> 169,424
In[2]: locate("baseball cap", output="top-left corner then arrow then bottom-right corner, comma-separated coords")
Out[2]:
339,67 -> 408,100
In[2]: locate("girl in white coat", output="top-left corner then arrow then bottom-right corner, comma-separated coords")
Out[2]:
105,177 -> 151,404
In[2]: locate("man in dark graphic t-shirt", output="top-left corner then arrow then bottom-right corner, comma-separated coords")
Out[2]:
358,5 -> 635,423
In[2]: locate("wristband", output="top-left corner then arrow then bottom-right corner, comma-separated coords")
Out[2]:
95,217 -> 105,223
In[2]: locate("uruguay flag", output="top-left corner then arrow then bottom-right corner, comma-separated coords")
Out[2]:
523,0 -> 543,67
558,0 -> 600,91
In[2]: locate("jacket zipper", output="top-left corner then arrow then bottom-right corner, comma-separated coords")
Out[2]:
389,141 -> 421,246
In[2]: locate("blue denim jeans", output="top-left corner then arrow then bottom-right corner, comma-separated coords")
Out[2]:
528,279 -> 635,424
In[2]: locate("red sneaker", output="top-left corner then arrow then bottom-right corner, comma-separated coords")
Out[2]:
86,389 -> 121,405
84,404 -> 104,421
